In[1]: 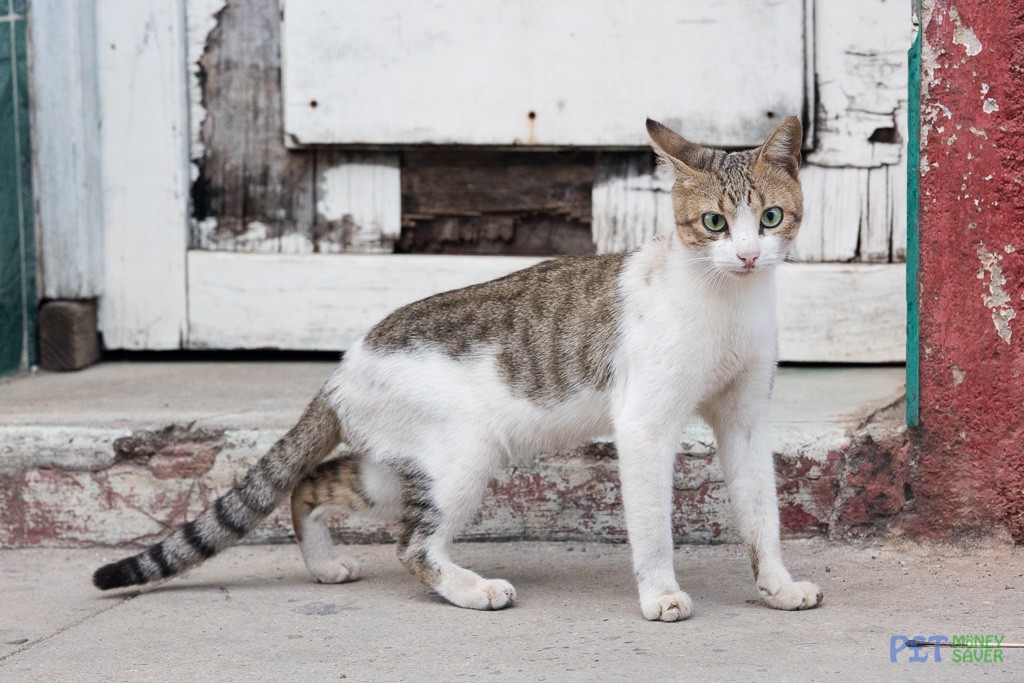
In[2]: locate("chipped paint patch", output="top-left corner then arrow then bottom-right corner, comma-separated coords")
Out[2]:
314,156 -> 401,254
949,6 -> 983,56
977,244 -> 1016,344
919,2 -> 945,175
951,365 -> 966,386
186,0 -> 229,179
983,98 -> 1000,114
186,0 -> 228,246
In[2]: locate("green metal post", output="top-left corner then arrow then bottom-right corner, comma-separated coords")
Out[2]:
906,0 -> 921,426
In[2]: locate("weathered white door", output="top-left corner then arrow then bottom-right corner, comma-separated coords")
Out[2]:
60,0 -> 909,362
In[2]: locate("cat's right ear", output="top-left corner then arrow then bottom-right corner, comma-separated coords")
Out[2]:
646,118 -> 702,182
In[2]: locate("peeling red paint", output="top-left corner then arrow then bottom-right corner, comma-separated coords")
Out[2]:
149,445 -> 220,480
0,472 -> 25,546
779,503 -> 821,533
916,0 -> 1024,542
2,423 -> 910,547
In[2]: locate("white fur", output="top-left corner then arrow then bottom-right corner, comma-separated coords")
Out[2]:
298,508 -> 361,584
318,229 -> 821,619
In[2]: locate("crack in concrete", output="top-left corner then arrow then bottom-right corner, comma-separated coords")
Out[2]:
853,392 -> 907,433
0,594 -> 134,665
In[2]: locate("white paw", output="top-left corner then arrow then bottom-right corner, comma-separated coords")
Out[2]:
641,590 -> 694,622
311,557 -> 360,584
449,578 -> 517,610
759,580 -> 823,610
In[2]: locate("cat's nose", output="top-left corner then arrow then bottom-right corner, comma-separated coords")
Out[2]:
737,253 -> 759,270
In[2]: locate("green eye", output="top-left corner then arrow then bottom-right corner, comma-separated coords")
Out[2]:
701,212 -> 728,232
760,207 -> 784,228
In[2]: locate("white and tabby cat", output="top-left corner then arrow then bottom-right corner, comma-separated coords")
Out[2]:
94,117 -> 822,621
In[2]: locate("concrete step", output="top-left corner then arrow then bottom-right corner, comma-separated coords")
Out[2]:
0,361 -> 907,548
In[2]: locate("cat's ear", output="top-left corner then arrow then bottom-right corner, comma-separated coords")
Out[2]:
756,116 -> 803,178
645,118 -> 705,182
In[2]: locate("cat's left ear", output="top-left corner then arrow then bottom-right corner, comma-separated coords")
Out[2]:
756,116 -> 803,178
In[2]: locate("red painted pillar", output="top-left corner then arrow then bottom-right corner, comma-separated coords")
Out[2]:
916,0 -> 1024,541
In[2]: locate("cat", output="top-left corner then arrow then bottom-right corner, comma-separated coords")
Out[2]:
93,116 -> 822,621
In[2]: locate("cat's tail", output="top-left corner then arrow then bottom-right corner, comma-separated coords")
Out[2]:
92,387 -> 343,591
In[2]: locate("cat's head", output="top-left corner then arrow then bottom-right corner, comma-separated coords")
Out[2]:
646,117 -> 803,276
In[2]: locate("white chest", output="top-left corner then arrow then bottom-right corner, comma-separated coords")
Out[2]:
616,249 -> 778,406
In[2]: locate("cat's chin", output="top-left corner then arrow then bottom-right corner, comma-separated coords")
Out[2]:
721,268 -> 758,279
720,263 -> 778,279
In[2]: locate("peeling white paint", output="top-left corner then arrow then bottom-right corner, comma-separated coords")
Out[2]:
196,218 -> 314,254
983,98 -> 1000,114
977,243 -> 1016,344
949,6 -> 982,56
185,0 -> 228,250
315,155 -> 401,254
185,0 -> 227,180
951,365 -> 966,386
1005,245 -> 1016,254
592,157 -> 674,254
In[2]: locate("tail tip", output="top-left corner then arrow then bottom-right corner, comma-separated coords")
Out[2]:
92,561 -> 139,591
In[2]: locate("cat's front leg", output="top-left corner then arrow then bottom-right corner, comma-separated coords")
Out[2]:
702,363 -> 823,611
615,424 -> 693,622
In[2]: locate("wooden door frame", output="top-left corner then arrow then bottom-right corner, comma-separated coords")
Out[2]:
30,0 -> 189,350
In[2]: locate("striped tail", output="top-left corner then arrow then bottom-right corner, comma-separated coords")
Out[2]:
92,387 -> 343,590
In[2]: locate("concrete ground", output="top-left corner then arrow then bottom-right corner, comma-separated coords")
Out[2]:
1,540 -> 1020,682
0,361 -> 905,433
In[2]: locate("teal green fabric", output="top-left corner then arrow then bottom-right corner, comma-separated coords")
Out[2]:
0,12 -> 36,375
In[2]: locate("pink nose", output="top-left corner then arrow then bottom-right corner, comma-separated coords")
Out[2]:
738,254 -> 759,270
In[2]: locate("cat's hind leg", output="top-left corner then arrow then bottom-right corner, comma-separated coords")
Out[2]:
291,456 -> 399,584
701,361 -> 823,611
393,452 -> 515,610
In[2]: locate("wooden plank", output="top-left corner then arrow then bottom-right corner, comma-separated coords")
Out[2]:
188,252 -> 905,362
282,0 -> 805,148
802,0 -> 816,150
313,152 -> 401,254
592,160 -> 903,265
777,263 -> 905,362
184,0 -> 226,182
399,149 -> 595,255
28,0 -> 104,299
889,100 -> 909,261
889,161 -> 908,262
806,0 -> 912,168
591,153 -> 673,254
187,252 -> 545,349
860,167 -> 892,262
96,0 -> 189,349
189,0 -> 314,252
791,166 -> 864,263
